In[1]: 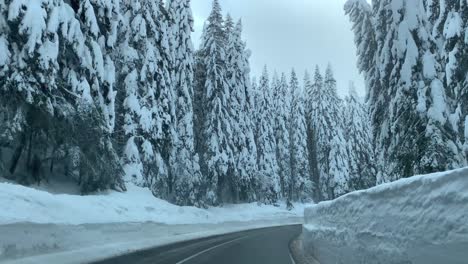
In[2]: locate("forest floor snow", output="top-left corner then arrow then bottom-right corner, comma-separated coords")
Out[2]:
302,167 -> 468,264
0,181 -> 307,263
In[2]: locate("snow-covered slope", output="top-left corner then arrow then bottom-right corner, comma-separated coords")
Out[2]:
0,182 -> 306,225
303,167 -> 468,264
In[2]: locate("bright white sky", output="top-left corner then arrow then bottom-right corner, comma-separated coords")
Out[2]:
191,0 -> 368,97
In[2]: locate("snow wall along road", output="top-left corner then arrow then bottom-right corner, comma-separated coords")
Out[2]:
302,167 -> 468,264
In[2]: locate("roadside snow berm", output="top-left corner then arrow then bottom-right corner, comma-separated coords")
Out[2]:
303,167 -> 468,264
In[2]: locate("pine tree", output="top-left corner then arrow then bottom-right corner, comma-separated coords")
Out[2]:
346,0 -> 466,182
225,19 -> 258,202
0,0 -> 8,83
167,0 -> 204,206
79,0 -> 120,133
289,70 -> 313,202
116,0 -> 151,187
428,0 -> 468,165
134,0 -> 177,201
304,70 -> 320,201
323,66 -> 350,198
197,0 -> 233,205
307,66 -> 326,200
254,67 -> 280,204
344,82 -> 376,189
272,73 -> 291,199
344,0 -> 382,182
344,0 -> 377,100
0,0 -> 124,192
309,65 -> 350,200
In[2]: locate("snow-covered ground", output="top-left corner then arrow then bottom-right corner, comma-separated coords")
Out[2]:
0,181 -> 306,225
0,181 -> 306,263
302,167 -> 468,264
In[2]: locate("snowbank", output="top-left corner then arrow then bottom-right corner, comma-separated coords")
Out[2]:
0,181 -> 305,263
0,182 -> 306,225
303,167 -> 468,264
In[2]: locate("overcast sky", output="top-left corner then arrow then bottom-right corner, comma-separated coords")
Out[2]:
191,0 -> 366,97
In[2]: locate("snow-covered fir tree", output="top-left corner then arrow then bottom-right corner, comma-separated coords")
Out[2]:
427,0 -> 468,165
78,0 -> 120,133
344,82 -> 376,189
344,0 -> 381,183
70,0 -> 125,193
116,0 -> 154,187
1,0 -> 125,193
196,0 -> 233,205
272,73 -> 292,199
304,70 -> 320,202
114,0 -> 177,202
289,70 -> 313,202
225,18 -> 258,202
1,0 -> 60,183
346,0 -> 467,183
254,67 -> 281,204
323,66 -> 350,199
0,0 -> 377,206
121,0 -> 178,202
343,0 -> 377,100
166,0 -> 204,206
308,65 -> 350,200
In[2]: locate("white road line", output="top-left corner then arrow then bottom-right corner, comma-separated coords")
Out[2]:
289,252 -> 297,264
175,235 -> 249,264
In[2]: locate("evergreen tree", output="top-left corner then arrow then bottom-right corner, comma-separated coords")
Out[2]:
79,0 -> 120,133
428,0 -> 468,164
224,13 -> 234,39
346,0 -> 466,183
344,0 -> 382,182
116,0 -> 153,187
0,0 -> 8,83
254,67 -> 280,204
309,65 -> 350,200
272,73 -> 291,199
225,19 -> 258,202
304,70 -> 320,201
167,0 -> 203,206
197,0 -> 233,205
69,0 -> 125,192
344,82 -> 376,190
135,0 -> 177,201
0,0 -> 124,192
113,0 -> 176,201
289,70 -> 313,202
344,0 -> 378,100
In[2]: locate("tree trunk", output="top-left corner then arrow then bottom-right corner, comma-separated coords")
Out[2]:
9,135 -> 25,175
26,130 -> 33,167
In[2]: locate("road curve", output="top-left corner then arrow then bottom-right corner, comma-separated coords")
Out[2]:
92,225 -> 302,264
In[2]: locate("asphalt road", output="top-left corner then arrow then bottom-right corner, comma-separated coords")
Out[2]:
92,225 -> 302,264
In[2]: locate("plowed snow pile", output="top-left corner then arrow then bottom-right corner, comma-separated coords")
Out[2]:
303,167 -> 468,264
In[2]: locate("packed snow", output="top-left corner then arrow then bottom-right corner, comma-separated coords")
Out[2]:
302,167 -> 468,264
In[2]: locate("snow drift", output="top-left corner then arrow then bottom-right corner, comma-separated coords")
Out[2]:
303,167 -> 468,264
